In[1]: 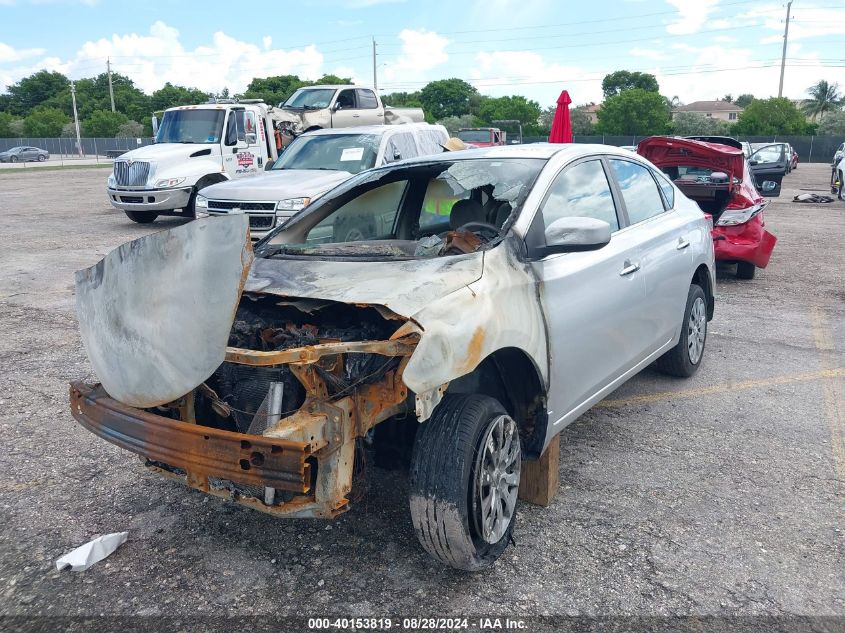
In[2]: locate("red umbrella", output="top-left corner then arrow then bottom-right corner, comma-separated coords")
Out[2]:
548,90 -> 572,143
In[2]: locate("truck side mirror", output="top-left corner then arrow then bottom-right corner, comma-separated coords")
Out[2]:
151,115 -> 159,136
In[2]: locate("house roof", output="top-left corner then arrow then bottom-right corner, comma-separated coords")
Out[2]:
673,100 -> 744,113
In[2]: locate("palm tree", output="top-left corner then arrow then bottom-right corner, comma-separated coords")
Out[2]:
802,80 -> 842,122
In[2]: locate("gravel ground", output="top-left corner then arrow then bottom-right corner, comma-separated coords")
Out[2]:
0,164 -> 843,624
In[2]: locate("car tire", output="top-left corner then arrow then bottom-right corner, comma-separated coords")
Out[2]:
124,211 -> 159,224
736,261 -> 756,280
38,155 -> 46,162
839,171 -> 845,201
409,394 -> 521,571
655,284 -> 708,378
183,189 -> 198,219
9,156 -> 18,163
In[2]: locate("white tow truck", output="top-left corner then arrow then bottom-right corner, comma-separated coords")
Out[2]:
107,100 -> 289,224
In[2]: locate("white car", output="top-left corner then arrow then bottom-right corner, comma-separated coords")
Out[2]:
199,123 -> 448,238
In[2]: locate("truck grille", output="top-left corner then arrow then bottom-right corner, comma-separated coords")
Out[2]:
249,215 -> 275,230
207,200 -> 276,212
113,160 -> 151,187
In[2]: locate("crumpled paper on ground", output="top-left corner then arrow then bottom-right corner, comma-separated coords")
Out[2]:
55,532 -> 128,571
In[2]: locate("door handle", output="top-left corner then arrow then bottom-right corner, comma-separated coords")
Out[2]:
619,261 -> 640,276
352,114 -> 360,118
676,238 -> 690,250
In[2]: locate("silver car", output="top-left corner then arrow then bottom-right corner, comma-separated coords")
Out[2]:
70,144 -> 715,571
0,146 -> 49,162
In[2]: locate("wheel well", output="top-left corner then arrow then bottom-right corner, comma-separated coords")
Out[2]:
445,347 -> 548,460
692,263 -> 714,320
195,173 -> 228,193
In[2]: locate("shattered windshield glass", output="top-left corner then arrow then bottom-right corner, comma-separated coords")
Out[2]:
283,88 -> 336,109
257,158 -> 546,260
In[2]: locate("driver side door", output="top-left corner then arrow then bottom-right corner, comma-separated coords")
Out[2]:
331,89 -> 362,128
748,144 -> 786,197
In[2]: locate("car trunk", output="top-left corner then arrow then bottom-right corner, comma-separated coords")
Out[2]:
638,137 -> 745,222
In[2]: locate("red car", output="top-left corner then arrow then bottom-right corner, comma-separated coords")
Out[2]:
639,136 -> 777,280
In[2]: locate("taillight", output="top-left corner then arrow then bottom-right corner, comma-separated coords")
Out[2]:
716,202 -> 767,226
702,212 -> 713,230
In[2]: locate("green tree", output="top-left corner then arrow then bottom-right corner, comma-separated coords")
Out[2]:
243,75 -> 307,105
314,74 -> 352,85
82,109 -> 129,137
0,112 -> 22,137
671,112 -> 730,136
436,114 -> 479,135
43,73 -> 150,123
382,91 -> 423,108
476,95 -> 542,131
116,120 -> 144,138
6,70 -> 70,115
151,82 -> 209,111
735,94 -> 755,108
722,94 -> 733,103
601,71 -> 659,99
817,110 -> 845,135
23,107 -> 68,137
802,80 -> 842,122
570,107 -> 595,135
595,89 -> 671,135
419,78 -> 478,121
732,97 -> 810,135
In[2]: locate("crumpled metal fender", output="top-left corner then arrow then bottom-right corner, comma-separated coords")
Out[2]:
75,216 -> 253,408
402,240 -> 549,419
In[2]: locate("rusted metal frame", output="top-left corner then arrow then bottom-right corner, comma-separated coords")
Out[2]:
70,382 -> 313,493
224,338 -> 416,367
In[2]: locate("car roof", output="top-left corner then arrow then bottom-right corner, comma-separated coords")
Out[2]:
392,143 -> 640,164
302,123 -> 446,138
297,84 -> 358,91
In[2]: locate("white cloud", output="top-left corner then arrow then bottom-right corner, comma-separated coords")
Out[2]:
381,29 -> 449,86
665,0 -> 720,35
0,42 -> 45,63
629,47 -> 668,61
262,35 -> 272,51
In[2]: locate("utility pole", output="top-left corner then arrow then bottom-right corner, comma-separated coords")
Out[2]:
107,57 -> 116,112
70,81 -> 83,158
777,0 -> 793,98
372,38 -> 378,91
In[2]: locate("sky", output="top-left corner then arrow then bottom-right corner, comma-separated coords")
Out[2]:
1,0 -> 844,108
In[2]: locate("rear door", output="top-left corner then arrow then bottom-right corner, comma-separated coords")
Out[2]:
355,89 -> 384,125
331,89 -> 362,128
748,144 -> 786,197
531,157 -> 647,428
608,158 -> 693,351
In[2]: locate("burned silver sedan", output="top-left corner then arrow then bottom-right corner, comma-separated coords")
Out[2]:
70,144 -> 715,570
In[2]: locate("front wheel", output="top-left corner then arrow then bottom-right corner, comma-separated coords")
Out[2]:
38,154 -> 46,162
409,394 -> 521,571
124,210 -> 158,224
9,156 -> 18,163
655,284 -> 708,378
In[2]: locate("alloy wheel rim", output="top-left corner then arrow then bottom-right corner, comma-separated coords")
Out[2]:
687,297 -> 706,364
474,415 -> 521,544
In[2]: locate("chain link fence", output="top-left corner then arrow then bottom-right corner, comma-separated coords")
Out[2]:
521,135 -> 845,163
0,137 -> 154,162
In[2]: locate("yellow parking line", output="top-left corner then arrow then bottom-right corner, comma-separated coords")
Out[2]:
810,306 -> 845,482
597,367 -> 845,409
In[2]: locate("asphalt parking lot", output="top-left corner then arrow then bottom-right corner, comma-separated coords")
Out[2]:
0,163 -> 843,621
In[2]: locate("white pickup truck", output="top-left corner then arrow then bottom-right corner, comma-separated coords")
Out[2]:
275,85 -> 425,139
107,100 -> 290,224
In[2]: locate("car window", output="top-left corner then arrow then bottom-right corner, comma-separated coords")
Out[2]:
418,129 -> 448,156
652,169 -> 675,208
385,132 -> 418,163
336,89 -> 356,109
356,89 -> 378,109
542,159 -> 619,232
749,144 -> 784,165
305,180 -> 408,244
609,159 -> 666,224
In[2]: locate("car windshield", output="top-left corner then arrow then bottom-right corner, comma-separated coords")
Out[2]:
457,130 -> 491,142
256,157 -> 546,260
155,109 -> 225,144
283,89 -> 336,109
273,133 -> 380,174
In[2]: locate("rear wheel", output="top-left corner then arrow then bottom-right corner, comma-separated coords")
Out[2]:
38,154 -> 46,162
736,261 -> 756,280
655,284 -> 707,378
124,210 -> 158,224
409,394 -> 520,571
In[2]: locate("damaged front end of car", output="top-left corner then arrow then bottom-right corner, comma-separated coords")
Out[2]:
70,216 -> 421,518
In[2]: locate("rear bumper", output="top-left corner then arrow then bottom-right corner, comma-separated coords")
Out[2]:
713,216 -> 777,268
69,381 -> 315,505
107,187 -> 192,212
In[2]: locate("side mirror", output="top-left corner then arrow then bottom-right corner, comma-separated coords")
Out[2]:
393,150 -> 402,161
151,115 -> 159,136
332,102 -> 342,111
541,217 -> 611,255
748,160 -> 758,166
245,132 -> 257,145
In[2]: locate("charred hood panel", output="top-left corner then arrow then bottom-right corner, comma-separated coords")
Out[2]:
75,216 -> 253,408
245,254 -> 484,319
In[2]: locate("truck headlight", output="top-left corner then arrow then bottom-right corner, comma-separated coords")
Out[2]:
155,177 -> 186,188
107,174 -> 116,188
276,197 -> 310,213
194,194 -> 209,217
